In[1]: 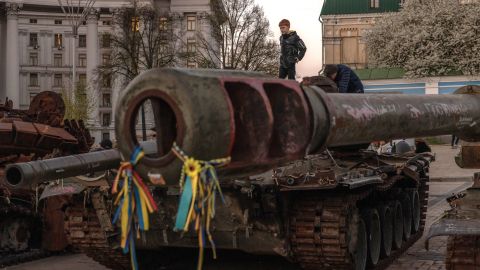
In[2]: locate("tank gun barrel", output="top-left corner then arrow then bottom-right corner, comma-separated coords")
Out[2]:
112,68 -> 480,185
320,92 -> 480,147
5,141 -> 157,189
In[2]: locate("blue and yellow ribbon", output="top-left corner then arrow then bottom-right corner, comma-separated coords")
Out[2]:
111,146 -> 158,270
172,143 -> 230,270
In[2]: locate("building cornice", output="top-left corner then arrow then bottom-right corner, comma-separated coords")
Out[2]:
321,12 -> 392,19
6,2 -> 22,18
5,0 -> 150,8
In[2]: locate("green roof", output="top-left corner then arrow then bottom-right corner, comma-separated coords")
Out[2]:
321,0 -> 402,16
355,68 -> 405,80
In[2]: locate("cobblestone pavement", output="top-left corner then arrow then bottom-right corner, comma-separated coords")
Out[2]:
385,144 -> 479,270
429,145 -> 479,181
386,181 -> 472,270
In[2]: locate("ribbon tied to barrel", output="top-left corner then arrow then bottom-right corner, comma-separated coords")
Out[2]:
111,146 -> 158,270
111,143 -> 230,270
172,142 -> 230,270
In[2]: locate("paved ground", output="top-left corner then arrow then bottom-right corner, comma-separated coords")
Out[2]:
429,145 -> 479,182
4,144 -> 478,270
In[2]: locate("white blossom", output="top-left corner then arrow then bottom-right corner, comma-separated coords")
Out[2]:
365,0 -> 480,78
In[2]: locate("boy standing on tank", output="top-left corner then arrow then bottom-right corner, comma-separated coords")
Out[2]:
278,19 -> 307,80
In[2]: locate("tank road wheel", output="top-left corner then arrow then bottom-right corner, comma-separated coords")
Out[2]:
352,216 -> 368,270
362,208 -> 381,266
411,190 -> 421,233
391,201 -> 403,249
401,194 -> 412,240
377,205 -> 393,258
446,235 -> 480,270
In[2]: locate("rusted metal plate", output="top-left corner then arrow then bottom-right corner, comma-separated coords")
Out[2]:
55,127 -> 79,146
263,81 -> 311,159
427,219 -> 480,247
301,75 -> 338,93
42,196 -> 70,251
27,91 -> 65,126
33,123 -> 65,149
0,122 -> 13,145
13,121 -> 38,147
39,182 -> 85,200
455,142 -> 480,168
222,80 -> 273,163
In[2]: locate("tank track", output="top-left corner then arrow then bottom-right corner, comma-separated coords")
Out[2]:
64,176 -> 429,270
64,203 -> 130,270
0,194 -> 45,267
446,235 -> 480,270
290,176 -> 429,270
0,249 -> 50,267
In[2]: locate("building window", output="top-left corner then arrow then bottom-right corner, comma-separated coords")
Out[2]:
102,113 -> 111,127
159,43 -> 169,54
159,17 -> 168,31
79,74 -> 86,86
370,0 -> 380,8
30,19 -> 37,24
54,19 -> 62,25
187,15 -> 196,31
187,39 -> 196,53
54,54 -> 62,67
30,53 -> 38,66
29,73 -> 38,86
187,39 -> 196,68
103,20 -> 111,25
131,17 -> 140,32
102,74 -> 111,88
102,132 -> 110,140
102,93 -> 111,107
79,54 -> 87,67
53,74 -> 63,87
54,34 -> 63,48
79,35 -> 87,48
29,33 -> 38,47
102,33 -> 111,48
102,54 -> 110,65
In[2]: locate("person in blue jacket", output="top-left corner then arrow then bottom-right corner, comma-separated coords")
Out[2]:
323,64 -> 364,93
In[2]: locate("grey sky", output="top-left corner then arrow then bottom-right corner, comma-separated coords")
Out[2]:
256,0 -> 325,78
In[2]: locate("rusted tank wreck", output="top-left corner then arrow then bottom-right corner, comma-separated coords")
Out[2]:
7,69 -> 480,269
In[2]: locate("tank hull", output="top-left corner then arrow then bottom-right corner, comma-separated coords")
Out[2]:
64,151 -> 432,270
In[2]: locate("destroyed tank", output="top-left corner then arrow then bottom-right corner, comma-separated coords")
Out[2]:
6,69 -> 480,269
0,91 -> 93,266
425,85 -> 480,270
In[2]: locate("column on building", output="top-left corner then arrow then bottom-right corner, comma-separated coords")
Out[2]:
86,10 -> 100,127
110,8 -> 122,131
5,2 -> 21,108
0,10 -> 6,100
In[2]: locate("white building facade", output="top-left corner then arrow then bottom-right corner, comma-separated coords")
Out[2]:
0,0 -> 221,144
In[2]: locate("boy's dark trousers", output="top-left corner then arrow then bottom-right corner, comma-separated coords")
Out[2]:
279,65 -> 296,80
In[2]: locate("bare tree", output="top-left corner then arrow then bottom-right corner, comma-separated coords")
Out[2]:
193,0 -> 280,75
365,0 -> 480,77
98,1 -> 177,82
61,82 -> 94,121
96,1 -> 179,140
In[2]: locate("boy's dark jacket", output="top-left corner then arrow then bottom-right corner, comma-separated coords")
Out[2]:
280,31 -> 306,68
